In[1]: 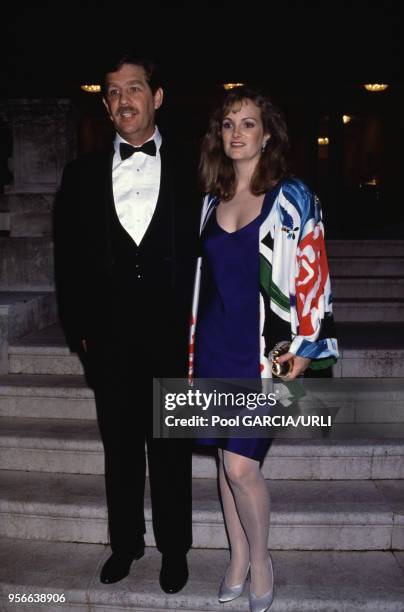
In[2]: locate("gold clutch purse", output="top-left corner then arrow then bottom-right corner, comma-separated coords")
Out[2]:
271,341 -> 293,378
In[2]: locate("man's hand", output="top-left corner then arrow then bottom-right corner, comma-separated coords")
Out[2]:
276,352 -> 310,379
81,339 -> 87,353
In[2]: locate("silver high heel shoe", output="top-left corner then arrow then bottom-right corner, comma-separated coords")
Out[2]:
218,562 -> 250,603
249,554 -> 274,612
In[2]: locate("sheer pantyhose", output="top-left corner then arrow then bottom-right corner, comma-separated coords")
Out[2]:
218,449 -> 272,597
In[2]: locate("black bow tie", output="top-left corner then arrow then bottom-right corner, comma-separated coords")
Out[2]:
120,140 -> 156,160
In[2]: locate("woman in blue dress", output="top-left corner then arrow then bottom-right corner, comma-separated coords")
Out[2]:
190,86 -> 338,612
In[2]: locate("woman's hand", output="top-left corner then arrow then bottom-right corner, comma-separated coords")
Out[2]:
276,352 -> 310,379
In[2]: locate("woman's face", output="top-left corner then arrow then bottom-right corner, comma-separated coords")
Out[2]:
221,98 -> 269,163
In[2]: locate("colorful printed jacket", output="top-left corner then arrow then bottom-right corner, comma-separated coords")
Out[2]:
188,178 -> 339,380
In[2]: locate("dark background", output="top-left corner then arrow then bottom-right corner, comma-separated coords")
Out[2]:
1,0 -> 401,95
1,0 -> 402,237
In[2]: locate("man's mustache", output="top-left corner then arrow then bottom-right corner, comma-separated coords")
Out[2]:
116,106 -> 138,115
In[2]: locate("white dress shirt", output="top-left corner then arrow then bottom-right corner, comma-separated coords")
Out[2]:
112,127 -> 162,245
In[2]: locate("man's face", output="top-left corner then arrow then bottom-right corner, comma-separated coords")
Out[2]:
103,63 -> 163,146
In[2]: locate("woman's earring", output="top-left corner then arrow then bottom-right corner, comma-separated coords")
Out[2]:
261,139 -> 269,152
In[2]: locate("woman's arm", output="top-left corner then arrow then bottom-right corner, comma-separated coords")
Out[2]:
279,191 -> 338,378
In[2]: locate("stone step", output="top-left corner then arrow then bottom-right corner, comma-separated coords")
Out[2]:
337,322 -> 404,347
2,374 -> 404,420
8,321 -> 83,374
328,257 -> 404,277
335,323 -> 404,377
333,277 -> 404,299
0,375 -> 93,419
0,471 -> 403,550
8,322 -> 404,376
334,348 -> 404,377
9,344 -> 404,376
0,292 -> 57,374
9,344 -> 84,375
333,299 -> 404,323
0,237 -> 54,291
2,539 -> 404,612
1,416 -> 404,479
326,240 -> 404,257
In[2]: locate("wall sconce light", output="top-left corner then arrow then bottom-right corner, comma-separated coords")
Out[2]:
223,83 -> 244,90
342,115 -> 352,124
81,84 -> 101,93
363,84 -> 389,92
318,137 -> 329,146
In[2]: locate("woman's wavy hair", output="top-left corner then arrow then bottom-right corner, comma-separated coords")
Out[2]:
200,86 -> 289,200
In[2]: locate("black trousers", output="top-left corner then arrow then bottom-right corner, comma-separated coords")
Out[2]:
86,331 -> 192,556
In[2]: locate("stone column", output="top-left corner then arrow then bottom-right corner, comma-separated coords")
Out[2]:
0,99 -> 76,237
0,99 -> 76,372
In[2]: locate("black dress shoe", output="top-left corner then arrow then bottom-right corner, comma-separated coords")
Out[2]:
100,549 -> 144,584
159,553 -> 189,593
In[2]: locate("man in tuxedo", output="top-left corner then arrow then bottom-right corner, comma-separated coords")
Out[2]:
54,54 -> 196,592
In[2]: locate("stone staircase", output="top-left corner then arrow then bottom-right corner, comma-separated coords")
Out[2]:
1,240 -> 404,610
328,240 -> 404,324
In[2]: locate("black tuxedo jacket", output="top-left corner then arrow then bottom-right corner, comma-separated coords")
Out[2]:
53,137 -> 199,364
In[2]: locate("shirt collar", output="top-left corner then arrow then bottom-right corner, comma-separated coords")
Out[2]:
114,126 -> 162,155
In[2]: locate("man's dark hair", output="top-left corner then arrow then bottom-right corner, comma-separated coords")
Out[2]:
101,52 -> 162,95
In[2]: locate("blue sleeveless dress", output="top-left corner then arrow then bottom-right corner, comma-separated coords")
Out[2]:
194,204 -> 273,462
